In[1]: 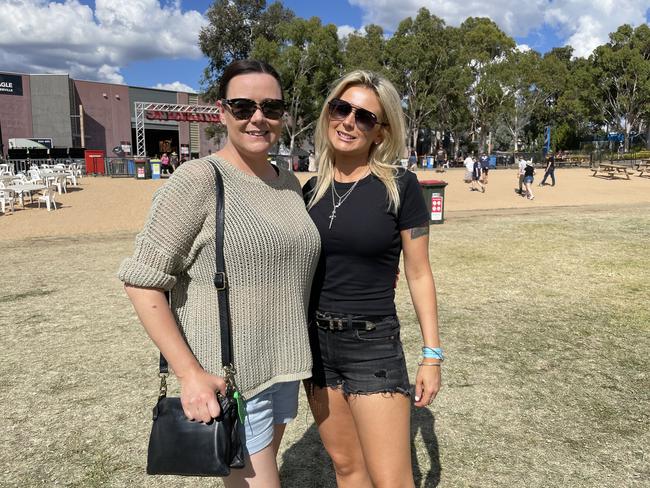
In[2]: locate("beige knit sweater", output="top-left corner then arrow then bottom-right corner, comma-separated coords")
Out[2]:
118,156 -> 321,398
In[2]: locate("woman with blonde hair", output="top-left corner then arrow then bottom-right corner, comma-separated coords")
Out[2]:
303,70 -> 443,487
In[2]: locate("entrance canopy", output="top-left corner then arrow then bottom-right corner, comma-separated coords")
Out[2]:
134,102 -> 220,157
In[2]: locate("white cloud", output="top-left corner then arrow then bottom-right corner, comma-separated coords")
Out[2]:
337,24 -> 359,39
0,0 -> 207,83
516,44 -> 532,53
153,81 -> 197,93
348,0 -> 650,57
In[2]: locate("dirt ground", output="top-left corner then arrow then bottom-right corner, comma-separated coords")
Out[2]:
1,167 -> 649,240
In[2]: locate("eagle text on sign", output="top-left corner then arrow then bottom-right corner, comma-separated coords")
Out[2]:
0,74 -> 23,96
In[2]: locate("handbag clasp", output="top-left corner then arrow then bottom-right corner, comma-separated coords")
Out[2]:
158,373 -> 169,400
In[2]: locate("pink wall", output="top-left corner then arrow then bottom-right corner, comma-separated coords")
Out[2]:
73,80 -> 131,154
0,74 -> 32,154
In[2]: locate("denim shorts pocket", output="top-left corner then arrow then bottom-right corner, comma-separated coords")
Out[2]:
354,319 -> 400,342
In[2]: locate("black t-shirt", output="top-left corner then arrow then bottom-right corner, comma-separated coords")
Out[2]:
303,170 -> 429,315
524,165 -> 535,177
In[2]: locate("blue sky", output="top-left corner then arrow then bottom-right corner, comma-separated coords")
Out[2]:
1,0 -> 649,92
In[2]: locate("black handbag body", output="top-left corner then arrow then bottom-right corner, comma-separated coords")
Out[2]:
146,160 -> 245,477
147,395 -> 244,476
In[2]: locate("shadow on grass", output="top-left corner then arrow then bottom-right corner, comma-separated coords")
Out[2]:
411,404 -> 441,487
279,405 -> 441,487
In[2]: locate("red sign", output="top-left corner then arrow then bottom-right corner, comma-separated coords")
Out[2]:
145,111 -> 220,123
431,194 -> 443,220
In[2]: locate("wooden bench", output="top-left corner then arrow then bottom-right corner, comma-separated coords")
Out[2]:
591,164 -> 631,180
634,160 -> 650,177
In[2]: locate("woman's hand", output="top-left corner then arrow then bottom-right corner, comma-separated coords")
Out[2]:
179,368 -> 228,423
413,361 -> 441,408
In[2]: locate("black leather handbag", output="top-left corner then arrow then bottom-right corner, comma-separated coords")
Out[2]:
146,161 -> 246,476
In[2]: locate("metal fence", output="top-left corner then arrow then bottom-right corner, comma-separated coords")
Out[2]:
106,158 -> 135,177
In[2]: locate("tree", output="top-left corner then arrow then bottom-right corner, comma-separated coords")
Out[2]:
386,8 -> 451,152
589,25 -> 650,151
342,24 -> 388,74
494,50 -> 549,151
253,16 -> 342,152
458,17 -> 516,151
199,0 -> 294,102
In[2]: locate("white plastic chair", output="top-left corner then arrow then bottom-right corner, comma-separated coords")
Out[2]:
65,169 -> 78,187
0,188 -> 15,214
52,174 -> 67,194
28,169 -> 43,184
37,185 -> 57,211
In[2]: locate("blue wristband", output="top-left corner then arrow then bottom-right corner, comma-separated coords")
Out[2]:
422,347 -> 444,361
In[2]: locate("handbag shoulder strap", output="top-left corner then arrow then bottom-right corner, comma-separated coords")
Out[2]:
159,159 -> 233,377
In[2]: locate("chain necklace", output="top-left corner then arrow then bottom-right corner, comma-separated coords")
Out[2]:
328,169 -> 370,229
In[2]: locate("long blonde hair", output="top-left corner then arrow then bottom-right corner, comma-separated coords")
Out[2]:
307,70 -> 407,212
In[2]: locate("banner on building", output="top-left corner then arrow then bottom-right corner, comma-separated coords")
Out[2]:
146,110 -> 220,123
0,73 -> 23,96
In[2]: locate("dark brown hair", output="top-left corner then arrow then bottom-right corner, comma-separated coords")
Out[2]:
218,60 -> 283,100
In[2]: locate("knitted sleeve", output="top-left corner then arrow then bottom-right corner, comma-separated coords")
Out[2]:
117,160 -> 212,289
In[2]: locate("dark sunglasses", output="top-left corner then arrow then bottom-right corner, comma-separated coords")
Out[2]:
327,98 -> 387,131
222,98 -> 285,120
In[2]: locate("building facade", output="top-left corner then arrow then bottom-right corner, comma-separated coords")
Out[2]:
0,71 -> 220,159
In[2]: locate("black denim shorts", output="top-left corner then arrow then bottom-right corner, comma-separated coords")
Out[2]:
309,311 -> 411,396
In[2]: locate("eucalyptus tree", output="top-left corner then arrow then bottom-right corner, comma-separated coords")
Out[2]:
458,17 -> 516,152
343,24 -> 389,75
494,49 -> 549,151
385,8 -> 453,152
253,16 -> 342,152
589,24 -> 650,151
199,0 -> 294,101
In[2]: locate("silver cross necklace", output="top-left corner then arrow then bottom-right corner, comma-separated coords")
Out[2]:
328,169 -> 370,229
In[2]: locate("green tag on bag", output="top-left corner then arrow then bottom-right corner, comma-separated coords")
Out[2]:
233,390 -> 246,424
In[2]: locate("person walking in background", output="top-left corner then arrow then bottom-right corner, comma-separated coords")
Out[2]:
540,154 -> 555,186
303,70 -> 443,488
523,161 -> 535,200
407,148 -> 418,170
170,151 -> 179,171
479,152 -> 489,184
435,146 -> 447,172
159,152 -> 173,176
464,152 -> 475,188
517,155 -> 527,195
471,156 -> 485,193
118,59 -> 320,487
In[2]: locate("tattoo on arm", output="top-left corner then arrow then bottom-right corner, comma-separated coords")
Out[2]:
409,224 -> 429,240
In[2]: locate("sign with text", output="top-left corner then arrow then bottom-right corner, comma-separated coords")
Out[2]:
146,110 -> 220,123
0,73 -> 23,96
431,193 -> 443,221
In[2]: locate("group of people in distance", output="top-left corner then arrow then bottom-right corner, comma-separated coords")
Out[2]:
118,60 -> 442,487
517,154 -> 556,200
463,152 -> 488,193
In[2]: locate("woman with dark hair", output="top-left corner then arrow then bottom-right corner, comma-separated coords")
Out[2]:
118,59 -> 320,487
304,70 -> 442,487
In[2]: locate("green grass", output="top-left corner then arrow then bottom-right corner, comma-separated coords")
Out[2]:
0,205 -> 648,487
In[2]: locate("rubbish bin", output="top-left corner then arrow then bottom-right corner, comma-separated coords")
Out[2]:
426,156 -> 434,169
127,159 -> 135,176
135,158 -> 151,179
488,155 -> 497,169
150,159 -> 161,180
420,180 -> 448,224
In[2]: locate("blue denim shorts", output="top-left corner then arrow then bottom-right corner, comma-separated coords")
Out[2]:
309,311 -> 410,396
523,176 -> 534,184
240,380 -> 299,455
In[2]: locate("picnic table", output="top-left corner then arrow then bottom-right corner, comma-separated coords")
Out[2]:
591,163 -> 631,180
634,160 -> 650,177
